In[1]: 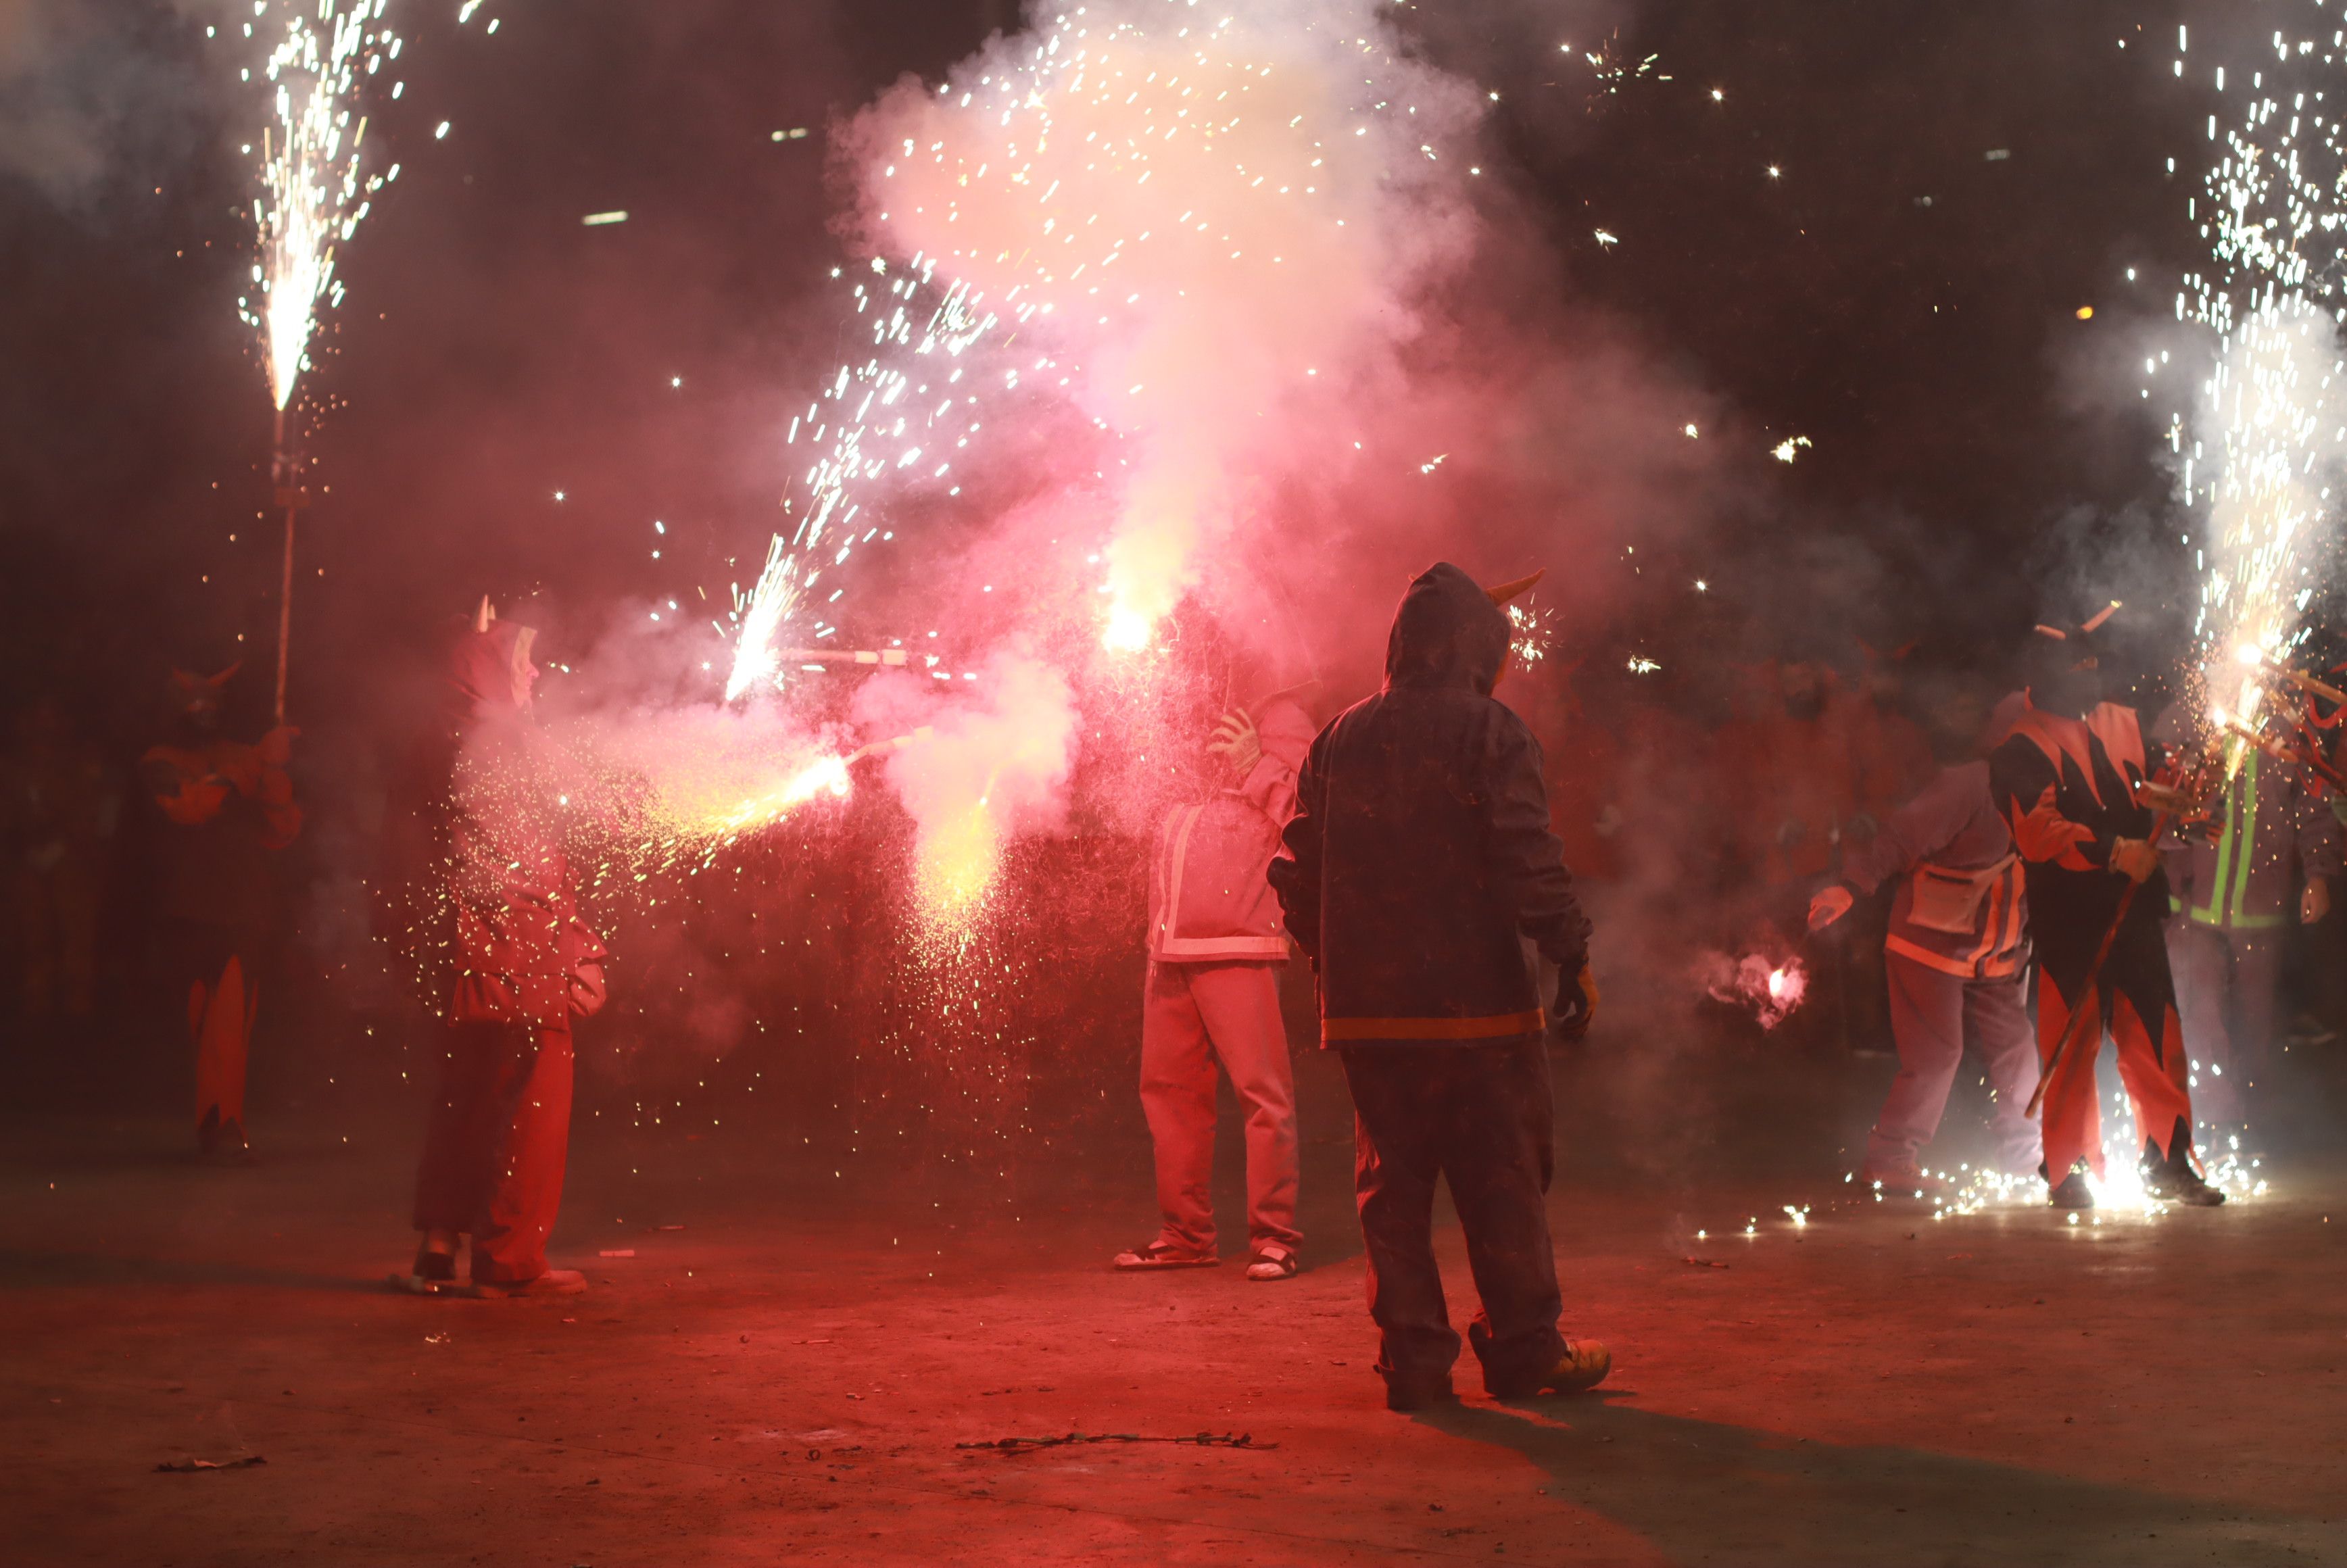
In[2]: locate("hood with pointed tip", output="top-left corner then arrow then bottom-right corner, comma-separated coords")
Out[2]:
1384,562 -> 1510,696
445,618 -> 539,721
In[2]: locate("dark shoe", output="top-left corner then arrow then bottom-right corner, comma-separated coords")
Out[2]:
2141,1141 -> 2227,1206
2047,1167 -> 2095,1210
411,1247 -> 458,1283
1383,1373 -> 1457,1413
197,1117 -> 251,1165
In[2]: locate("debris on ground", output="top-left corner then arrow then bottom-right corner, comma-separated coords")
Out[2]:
1683,1256 -> 1729,1269
957,1431 -> 1275,1453
598,1248 -> 635,1258
155,1455 -> 266,1473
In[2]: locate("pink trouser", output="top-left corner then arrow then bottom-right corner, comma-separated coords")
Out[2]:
2166,923 -> 2279,1126
1140,960 -> 1301,1253
413,1021 -> 575,1285
1864,953 -> 2041,1177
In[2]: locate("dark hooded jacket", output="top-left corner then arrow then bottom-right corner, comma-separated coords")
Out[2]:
1268,563 -> 1591,1046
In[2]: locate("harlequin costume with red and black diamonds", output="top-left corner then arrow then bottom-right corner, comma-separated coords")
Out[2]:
1985,614 -> 2217,1204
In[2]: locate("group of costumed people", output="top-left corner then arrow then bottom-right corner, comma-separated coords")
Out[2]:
355,567 -> 1616,1408
155,564 -> 2310,1406
1806,607 -> 2333,1208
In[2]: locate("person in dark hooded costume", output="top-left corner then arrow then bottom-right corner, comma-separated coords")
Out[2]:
385,602 -> 607,1296
1269,563 -> 1609,1411
1986,610 -> 2223,1208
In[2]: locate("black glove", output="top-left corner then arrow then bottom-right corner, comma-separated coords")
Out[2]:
1553,963 -> 1599,1042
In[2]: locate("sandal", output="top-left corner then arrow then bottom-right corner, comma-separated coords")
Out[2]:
1112,1241 -> 1219,1271
1244,1245 -> 1299,1281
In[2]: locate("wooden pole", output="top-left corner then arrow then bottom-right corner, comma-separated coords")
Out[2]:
271,406 -> 301,725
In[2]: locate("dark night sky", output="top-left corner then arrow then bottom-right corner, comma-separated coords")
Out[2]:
0,1 -> 2237,747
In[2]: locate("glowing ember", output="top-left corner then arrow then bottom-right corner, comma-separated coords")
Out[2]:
1100,604 -> 1155,655
235,1 -> 404,410
1696,949 -> 1808,1029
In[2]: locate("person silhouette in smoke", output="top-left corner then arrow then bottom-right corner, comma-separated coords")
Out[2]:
1269,562 -> 1609,1411
387,599 -> 608,1296
1986,609 -> 2224,1207
1115,680 -> 1317,1281
140,663 -> 300,1160
1809,677 -> 2040,1195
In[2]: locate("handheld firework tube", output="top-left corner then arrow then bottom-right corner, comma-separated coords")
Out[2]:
2242,658 -> 2347,795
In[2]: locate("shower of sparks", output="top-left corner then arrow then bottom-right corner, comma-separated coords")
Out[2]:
725,262 -> 1000,700
2166,12 -> 2347,741
724,1 -> 1486,683
235,1 -> 404,411
1920,1094 -> 2267,1221
1506,596 -> 1555,666
692,753 -> 854,837
1770,435 -> 1812,462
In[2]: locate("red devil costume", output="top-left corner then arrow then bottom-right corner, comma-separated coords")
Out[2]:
140,665 -> 301,1157
387,604 -> 606,1295
1986,616 -> 2222,1206
1270,563 -> 1608,1411
1116,683 -> 1317,1279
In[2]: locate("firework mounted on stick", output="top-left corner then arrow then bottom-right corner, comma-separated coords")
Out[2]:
226,1 -> 407,718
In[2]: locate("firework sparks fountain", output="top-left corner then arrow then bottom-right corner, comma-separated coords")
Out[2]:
2166,14 -> 2347,741
232,1 -> 405,718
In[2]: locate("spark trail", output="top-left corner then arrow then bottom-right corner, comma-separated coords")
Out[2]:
726,264 -> 1005,698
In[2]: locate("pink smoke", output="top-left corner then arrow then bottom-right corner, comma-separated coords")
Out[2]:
845,0 -> 1486,650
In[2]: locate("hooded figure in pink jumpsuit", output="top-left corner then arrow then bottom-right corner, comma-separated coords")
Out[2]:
384,603 -> 608,1296
1114,685 -> 1318,1281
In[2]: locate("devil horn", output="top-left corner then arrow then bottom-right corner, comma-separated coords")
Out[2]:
207,661 -> 243,687
475,595 -> 496,633
1484,569 -> 1545,606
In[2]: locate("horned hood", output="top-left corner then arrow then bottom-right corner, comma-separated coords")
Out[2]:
1384,562 -> 1511,696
